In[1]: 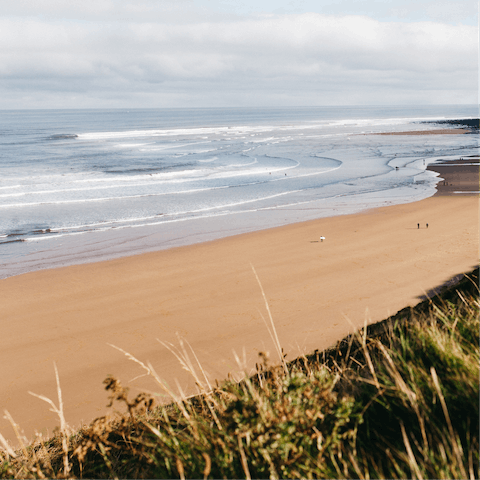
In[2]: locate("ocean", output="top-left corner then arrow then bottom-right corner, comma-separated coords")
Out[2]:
0,105 -> 477,279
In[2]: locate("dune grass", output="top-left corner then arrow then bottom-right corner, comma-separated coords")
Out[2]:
0,268 -> 478,479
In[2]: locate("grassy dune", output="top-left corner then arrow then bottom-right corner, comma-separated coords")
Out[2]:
1,268 -> 478,479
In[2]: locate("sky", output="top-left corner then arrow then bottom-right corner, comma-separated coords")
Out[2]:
0,0 -> 478,109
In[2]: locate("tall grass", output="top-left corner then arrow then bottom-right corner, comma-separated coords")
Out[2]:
0,268 -> 478,479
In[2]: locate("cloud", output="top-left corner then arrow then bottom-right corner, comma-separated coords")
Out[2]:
0,11 -> 477,108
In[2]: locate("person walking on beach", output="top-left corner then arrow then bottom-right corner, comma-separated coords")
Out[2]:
417,223 -> 420,229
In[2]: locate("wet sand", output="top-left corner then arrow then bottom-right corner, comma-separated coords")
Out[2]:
427,157 -> 479,195
0,191 -> 478,445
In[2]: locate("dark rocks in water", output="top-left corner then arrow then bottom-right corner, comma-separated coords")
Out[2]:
0,238 -> 25,244
49,134 -> 78,140
424,119 -> 479,129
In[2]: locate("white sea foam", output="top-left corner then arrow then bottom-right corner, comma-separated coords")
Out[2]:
199,157 -> 218,163
114,142 -> 153,148
227,158 -> 258,167
138,140 -> 212,151
0,184 -> 238,208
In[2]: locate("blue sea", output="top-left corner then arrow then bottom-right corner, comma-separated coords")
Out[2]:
0,105 -> 477,278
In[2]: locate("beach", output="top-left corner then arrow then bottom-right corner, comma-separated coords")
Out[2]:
0,169 -> 478,444
427,157 -> 479,195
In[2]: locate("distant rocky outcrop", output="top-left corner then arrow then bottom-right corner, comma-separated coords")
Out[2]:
423,118 -> 479,131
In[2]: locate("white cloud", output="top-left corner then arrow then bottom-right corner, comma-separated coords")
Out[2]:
0,10 -> 476,108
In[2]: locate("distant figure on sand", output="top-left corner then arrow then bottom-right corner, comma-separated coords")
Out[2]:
417,223 -> 420,229
426,223 -> 428,228
320,236 -> 325,242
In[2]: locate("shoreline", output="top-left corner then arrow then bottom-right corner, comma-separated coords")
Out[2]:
427,156 -> 479,196
1,190 -> 478,444
1,126 -> 477,281
374,128 -> 470,135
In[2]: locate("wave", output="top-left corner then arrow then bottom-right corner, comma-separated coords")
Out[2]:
0,167 -> 309,207
138,140 -> 212,152
74,122 -> 350,141
0,157 -> 312,203
18,188 -> 305,241
77,127 -> 245,140
227,158 -> 258,168
103,163 -> 195,175
114,142 -> 154,148
16,179 -> 430,246
0,174 -> 216,199
0,185 -> 231,208
198,157 -> 218,163
24,231 -> 88,242
48,134 -> 78,140
74,115 -> 473,143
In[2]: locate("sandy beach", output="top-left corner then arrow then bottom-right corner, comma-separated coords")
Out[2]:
0,187 -> 477,444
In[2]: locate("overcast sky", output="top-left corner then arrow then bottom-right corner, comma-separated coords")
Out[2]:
0,0 -> 478,109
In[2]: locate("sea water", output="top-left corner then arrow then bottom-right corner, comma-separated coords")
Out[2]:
0,105 -> 477,278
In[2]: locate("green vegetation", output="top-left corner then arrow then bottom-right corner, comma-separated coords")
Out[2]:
1,268 -> 478,479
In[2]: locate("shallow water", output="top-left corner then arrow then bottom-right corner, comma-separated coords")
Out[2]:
0,105 -> 477,278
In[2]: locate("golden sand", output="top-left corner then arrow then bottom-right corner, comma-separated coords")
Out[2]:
0,194 -> 477,443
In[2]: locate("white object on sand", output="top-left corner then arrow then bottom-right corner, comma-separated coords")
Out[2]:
320,236 -> 325,242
